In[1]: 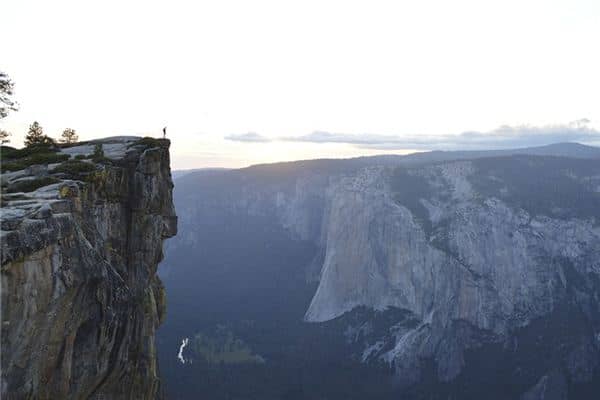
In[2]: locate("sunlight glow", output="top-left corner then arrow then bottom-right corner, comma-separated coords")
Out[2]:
2,0 -> 599,168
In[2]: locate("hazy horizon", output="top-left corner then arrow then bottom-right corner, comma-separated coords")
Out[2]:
3,0 -> 600,169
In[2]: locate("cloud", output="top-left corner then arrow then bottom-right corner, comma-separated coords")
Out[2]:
223,120 -> 600,150
224,132 -> 272,143
281,120 -> 600,150
281,131 -> 403,145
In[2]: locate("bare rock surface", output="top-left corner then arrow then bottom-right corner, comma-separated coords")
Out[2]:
1,137 -> 177,399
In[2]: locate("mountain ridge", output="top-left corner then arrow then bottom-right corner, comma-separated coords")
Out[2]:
160,144 -> 600,399
177,142 -> 600,183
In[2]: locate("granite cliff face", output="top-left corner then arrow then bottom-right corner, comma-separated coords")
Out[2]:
306,159 -> 600,388
168,145 -> 600,398
1,137 -> 177,399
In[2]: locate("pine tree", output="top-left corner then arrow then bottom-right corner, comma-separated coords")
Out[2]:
0,129 -> 10,144
92,143 -> 105,161
60,128 -> 78,144
0,71 -> 18,119
24,121 -> 53,146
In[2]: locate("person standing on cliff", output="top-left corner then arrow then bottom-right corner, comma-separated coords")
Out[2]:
163,126 -> 167,138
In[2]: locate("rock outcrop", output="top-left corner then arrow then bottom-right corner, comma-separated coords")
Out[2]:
170,147 -> 600,397
1,137 -> 177,399
305,160 -> 600,386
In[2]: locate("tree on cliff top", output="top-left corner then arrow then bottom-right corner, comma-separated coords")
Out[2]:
92,143 -> 105,161
0,129 -> 11,144
60,128 -> 78,144
24,121 -> 54,146
1,71 -> 18,119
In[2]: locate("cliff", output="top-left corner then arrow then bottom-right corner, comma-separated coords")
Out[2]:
169,147 -> 600,397
305,159 -> 600,386
1,137 -> 177,399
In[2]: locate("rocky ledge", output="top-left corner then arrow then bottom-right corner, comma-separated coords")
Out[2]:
1,137 -> 177,399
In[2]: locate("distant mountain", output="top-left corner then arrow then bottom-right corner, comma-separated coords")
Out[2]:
171,167 -> 229,180
159,143 -> 600,399
392,141 -> 600,165
176,142 -> 600,185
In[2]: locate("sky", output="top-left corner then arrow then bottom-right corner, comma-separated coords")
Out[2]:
2,0 -> 600,169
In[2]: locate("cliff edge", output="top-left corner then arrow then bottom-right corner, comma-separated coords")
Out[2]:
1,137 -> 177,399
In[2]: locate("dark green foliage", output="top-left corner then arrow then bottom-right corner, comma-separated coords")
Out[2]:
1,149 -> 69,172
191,325 -> 264,364
27,152 -> 69,165
83,170 -> 115,192
2,142 -> 66,172
24,121 -> 54,147
25,135 -> 55,146
91,156 -> 112,165
1,160 -> 28,172
52,160 -> 96,177
469,156 -> 600,221
0,145 -> 18,159
92,143 -> 104,159
74,154 -> 87,160
5,177 -> 60,193
90,143 -> 112,164
2,143 -> 58,159
129,137 -> 165,149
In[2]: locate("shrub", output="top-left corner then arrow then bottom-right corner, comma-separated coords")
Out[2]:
84,170 -> 109,185
28,152 -> 70,165
88,143 -> 113,164
53,160 -> 97,175
129,137 -> 164,149
6,177 -> 60,193
93,143 -> 104,157
2,143 -> 59,160
1,152 -> 69,172
0,145 -> 18,159
1,160 -> 28,172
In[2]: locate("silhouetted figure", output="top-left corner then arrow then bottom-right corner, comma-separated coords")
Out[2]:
163,126 -> 167,138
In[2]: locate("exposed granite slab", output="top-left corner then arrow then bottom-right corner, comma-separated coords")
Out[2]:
1,137 -> 177,399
